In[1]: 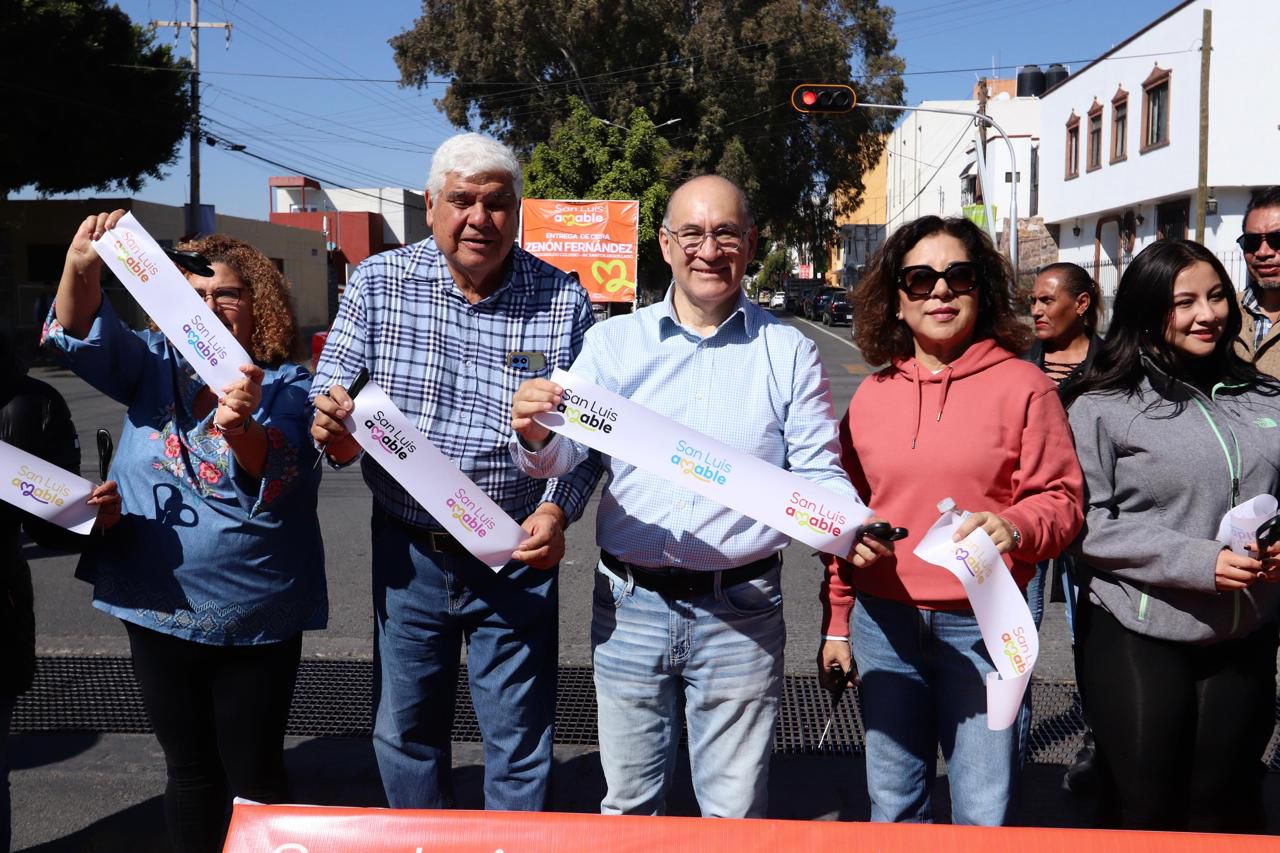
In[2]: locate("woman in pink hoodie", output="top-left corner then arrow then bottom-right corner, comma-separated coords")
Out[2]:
818,216 -> 1083,825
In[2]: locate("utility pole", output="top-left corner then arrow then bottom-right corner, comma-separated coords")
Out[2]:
1195,8 -> 1212,242
152,1 -> 231,237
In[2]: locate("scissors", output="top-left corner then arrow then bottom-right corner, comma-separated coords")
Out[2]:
861,521 -> 909,543
96,428 -> 114,482
313,368 -> 371,470
817,663 -> 859,749
163,248 -> 215,278
1256,514 -> 1280,554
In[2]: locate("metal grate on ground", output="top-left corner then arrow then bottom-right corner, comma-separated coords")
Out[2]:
12,657 -> 1280,768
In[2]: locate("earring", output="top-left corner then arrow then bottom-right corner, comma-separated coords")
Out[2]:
895,311 -> 903,320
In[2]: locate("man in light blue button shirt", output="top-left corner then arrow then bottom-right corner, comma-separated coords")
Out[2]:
510,175 -> 866,818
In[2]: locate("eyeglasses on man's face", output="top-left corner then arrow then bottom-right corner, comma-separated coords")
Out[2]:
897,262 -> 981,298
1237,232 -> 1280,254
663,225 -> 748,254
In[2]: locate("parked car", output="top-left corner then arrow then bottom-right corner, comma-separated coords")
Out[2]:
822,293 -> 852,326
756,288 -> 774,306
807,288 -> 844,321
769,291 -> 786,309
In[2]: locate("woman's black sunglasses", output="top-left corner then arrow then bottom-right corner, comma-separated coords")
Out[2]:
897,262 -> 980,298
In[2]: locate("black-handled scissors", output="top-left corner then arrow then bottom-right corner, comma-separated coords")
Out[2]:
312,368 -> 370,470
347,367 -> 370,400
96,429 -> 114,482
1256,514 -> 1280,553
817,663 -> 859,749
163,248 -> 215,278
861,521 -> 909,543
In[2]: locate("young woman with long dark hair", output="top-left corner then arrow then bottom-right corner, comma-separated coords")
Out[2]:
1065,239 -> 1280,832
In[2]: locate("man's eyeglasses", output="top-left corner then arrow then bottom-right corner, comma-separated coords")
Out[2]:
1237,232 -> 1280,254
897,262 -> 981,298
195,288 -> 245,308
664,225 -> 747,254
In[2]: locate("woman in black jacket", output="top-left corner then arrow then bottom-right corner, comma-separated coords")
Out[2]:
0,330 -> 118,852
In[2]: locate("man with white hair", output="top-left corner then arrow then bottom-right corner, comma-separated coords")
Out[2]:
310,133 -> 601,810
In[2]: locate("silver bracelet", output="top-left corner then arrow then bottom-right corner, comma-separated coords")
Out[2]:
821,634 -> 851,643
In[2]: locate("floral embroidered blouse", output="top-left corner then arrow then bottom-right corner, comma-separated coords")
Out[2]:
41,296 -> 327,645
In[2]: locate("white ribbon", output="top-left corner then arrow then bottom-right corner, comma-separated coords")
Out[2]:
0,440 -> 98,535
914,507 -> 1038,731
348,378 -> 526,571
91,213 -> 252,391
1216,494 -> 1278,556
532,368 -> 871,553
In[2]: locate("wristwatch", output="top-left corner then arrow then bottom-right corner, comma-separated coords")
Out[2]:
1009,523 -> 1022,550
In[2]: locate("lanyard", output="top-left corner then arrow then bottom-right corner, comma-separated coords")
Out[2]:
1191,396 -> 1242,507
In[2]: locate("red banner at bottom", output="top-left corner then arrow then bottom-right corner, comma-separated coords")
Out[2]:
224,802 -> 1278,852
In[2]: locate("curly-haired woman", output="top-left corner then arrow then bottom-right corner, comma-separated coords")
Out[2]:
817,216 -> 1083,825
42,210 -> 326,853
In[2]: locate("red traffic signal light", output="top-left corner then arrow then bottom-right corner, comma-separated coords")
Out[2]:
790,84 -> 856,114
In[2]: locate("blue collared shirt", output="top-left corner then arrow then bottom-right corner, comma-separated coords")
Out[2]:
511,287 -> 862,570
310,238 -> 602,528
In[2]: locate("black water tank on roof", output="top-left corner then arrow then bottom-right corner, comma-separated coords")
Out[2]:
1045,63 -> 1070,90
1017,65 -> 1046,97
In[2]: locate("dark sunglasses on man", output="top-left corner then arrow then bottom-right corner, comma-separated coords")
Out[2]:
897,261 -> 981,298
1237,232 -> 1280,254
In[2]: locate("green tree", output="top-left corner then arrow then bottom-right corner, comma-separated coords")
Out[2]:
757,249 -> 790,294
391,0 -> 903,251
0,0 -> 190,197
525,98 -> 678,293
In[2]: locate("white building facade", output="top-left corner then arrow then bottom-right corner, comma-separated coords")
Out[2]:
884,93 -> 1041,247
1037,0 -> 1277,293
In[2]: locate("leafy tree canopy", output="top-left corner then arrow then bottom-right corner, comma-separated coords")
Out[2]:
757,249 -> 790,293
525,98 -> 677,291
391,0 -> 904,252
0,0 -> 190,197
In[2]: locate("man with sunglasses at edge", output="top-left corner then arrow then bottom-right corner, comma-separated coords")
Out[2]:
1234,186 -> 1280,376
309,133 -> 603,812
509,174 -> 873,818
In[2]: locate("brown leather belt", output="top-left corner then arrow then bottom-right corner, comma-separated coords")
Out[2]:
380,508 -> 472,558
600,550 -> 779,599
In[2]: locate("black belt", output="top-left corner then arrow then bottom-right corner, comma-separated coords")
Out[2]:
378,507 -> 472,558
600,551 -> 779,599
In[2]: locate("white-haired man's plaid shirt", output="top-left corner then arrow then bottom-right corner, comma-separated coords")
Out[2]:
310,237 -> 602,528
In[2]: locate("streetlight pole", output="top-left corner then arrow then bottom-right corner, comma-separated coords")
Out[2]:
858,101 -> 1020,270
151,1 -> 230,236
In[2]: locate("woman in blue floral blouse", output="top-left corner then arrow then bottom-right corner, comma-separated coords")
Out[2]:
43,210 -> 326,853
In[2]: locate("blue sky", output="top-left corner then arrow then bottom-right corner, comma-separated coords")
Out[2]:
24,0 -> 1184,219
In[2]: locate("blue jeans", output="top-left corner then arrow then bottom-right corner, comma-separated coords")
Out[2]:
370,509 -> 558,810
591,560 -> 784,818
1,693 -> 12,853
852,593 -> 1024,825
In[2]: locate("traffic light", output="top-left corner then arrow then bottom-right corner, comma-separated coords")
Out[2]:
790,84 -> 856,114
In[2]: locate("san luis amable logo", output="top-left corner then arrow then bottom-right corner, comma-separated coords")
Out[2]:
110,231 -> 160,283
670,439 -> 731,486
445,487 -> 496,538
10,465 -> 71,507
363,410 -> 417,460
784,491 -> 846,536
557,387 -> 618,433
